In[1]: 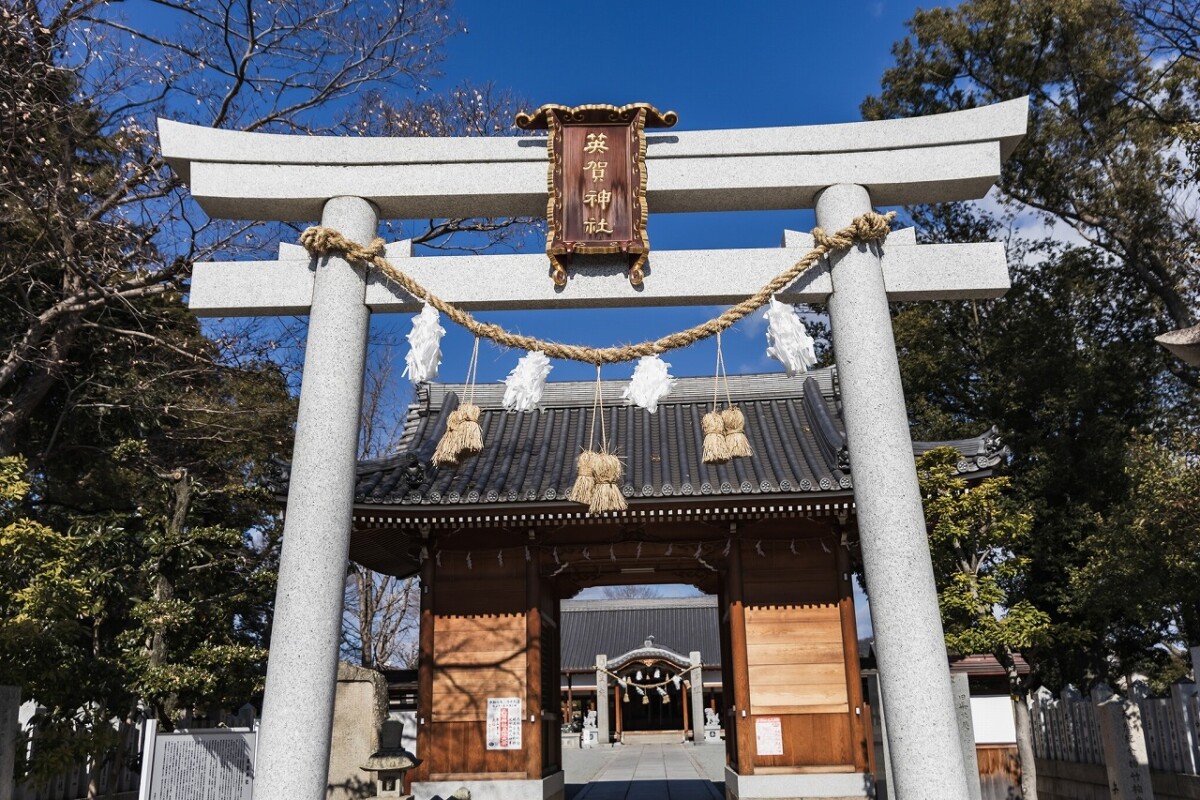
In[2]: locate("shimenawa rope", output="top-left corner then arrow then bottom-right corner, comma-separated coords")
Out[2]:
298,211 -> 895,365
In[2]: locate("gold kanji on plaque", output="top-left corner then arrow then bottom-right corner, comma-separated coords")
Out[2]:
515,103 -> 678,286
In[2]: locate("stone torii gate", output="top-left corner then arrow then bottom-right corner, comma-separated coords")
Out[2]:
158,97 -> 1027,800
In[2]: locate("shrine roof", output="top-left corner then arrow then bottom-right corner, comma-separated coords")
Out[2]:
560,597 -> 720,672
348,366 -> 1003,515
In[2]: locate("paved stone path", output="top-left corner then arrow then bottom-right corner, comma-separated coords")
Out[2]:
565,744 -> 725,800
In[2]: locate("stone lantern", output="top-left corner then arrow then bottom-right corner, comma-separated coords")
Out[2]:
361,720 -> 420,798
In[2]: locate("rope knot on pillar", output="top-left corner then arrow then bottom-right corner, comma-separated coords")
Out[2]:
299,227 -> 386,262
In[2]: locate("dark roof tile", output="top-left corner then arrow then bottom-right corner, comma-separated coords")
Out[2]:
351,367 -> 1003,509
560,597 -> 721,671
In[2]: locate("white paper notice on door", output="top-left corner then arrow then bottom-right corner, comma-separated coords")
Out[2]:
486,697 -> 522,750
755,716 -> 783,756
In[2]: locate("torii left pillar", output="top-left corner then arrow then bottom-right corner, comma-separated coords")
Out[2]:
254,197 -> 377,799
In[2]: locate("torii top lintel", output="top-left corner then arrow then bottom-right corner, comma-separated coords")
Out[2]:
157,98 -> 1028,222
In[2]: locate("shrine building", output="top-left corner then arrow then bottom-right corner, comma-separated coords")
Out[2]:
340,366 -> 1003,800
558,596 -> 724,743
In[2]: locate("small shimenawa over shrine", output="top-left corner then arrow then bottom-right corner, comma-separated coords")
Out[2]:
160,96 -> 1028,800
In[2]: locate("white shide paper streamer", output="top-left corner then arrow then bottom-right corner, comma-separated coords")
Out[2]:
621,355 -> 676,414
765,297 -> 817,376
502,350 -> 552,411
402,303 -> 446,383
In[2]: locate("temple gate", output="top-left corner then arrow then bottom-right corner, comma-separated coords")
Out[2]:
343,370 -> 1003,798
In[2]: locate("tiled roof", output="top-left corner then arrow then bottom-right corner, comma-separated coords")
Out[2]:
352,367 -> 1003,510
560,597 -> 721,671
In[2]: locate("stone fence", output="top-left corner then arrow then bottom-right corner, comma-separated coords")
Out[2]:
1032,654 -> 1200,800
3,696 -> 254,800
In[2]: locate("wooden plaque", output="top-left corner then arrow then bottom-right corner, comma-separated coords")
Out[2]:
516,103 -> 677,286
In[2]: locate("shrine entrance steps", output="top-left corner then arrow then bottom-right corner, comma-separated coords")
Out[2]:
565,743 -> 724,800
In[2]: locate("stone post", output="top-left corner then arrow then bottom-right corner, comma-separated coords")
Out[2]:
817,183 -> 969,800
327,663 -> 389,800
950,672 -> 982,800
865,672 -> 893,800
0,686 -> 19,800
689,652 -> 704,746
1192,646 -> 1200,682
1170,679 -> 1200,774
595,655 -> 609,746
254,196 -> 377,800
1093,684 -> 1155,800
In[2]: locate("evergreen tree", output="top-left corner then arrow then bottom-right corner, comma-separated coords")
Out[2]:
867,0 -> 1200,688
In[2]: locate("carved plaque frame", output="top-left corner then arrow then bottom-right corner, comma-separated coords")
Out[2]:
516,103 -> 677,286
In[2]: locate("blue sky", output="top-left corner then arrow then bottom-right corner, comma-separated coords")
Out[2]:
389,1 -> 950,625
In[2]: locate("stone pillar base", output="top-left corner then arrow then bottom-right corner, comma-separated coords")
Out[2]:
724,767 -> 870,799
413,771 -> 564,800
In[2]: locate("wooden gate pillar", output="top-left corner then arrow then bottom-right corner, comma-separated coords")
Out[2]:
728,541 -> 755,774
525,554 -> 543,778
415,550 -> 435,784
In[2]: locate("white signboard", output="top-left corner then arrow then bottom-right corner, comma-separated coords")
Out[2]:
755,716 -> 784,756
486,697 -> 522,751
139,720 -> 256,800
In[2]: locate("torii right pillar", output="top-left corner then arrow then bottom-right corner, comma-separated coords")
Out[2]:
819,184 -> 969,799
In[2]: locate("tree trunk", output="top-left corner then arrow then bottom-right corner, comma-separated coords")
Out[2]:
86,758 -> 102,800
359,567 -> 375,668
149,469 -> 191,724
1012,691 -> 1038,800
997,647 -> 1038,800
104,713 -> 135,797
85,702 -> 108,800
0,317 -> 82,457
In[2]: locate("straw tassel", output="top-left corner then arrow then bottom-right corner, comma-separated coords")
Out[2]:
432,338 -> 484,468
588,450 -> 627,514
702,410 -> 730,464
432,403 -> 484,467
432,407 -> 466,467
721,406 -> 752,459
568,450 -> 598,504
455,403 -> 483,453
